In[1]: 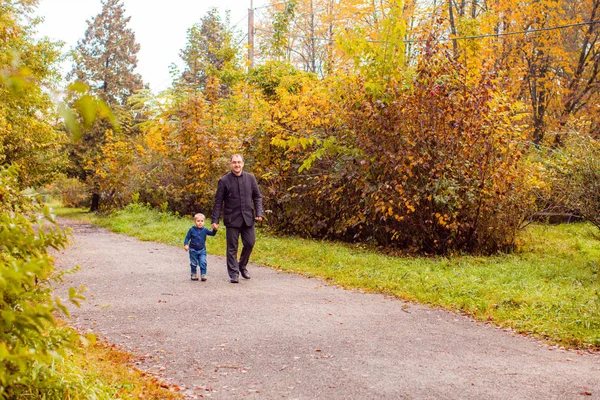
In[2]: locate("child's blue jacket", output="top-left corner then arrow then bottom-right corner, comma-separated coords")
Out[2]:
184,226 -> 217,250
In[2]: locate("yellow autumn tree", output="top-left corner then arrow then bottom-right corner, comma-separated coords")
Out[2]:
425,0 -> 599,144
257,0 -> 414,79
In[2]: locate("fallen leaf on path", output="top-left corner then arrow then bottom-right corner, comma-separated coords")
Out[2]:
215,365 -> 240,372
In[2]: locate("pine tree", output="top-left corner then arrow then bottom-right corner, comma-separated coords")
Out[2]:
178,8 -> 241,96
68,0 -> 144,211
70,0 -> 143,105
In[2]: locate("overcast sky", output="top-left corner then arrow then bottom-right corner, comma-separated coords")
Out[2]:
34,0 -> 268,92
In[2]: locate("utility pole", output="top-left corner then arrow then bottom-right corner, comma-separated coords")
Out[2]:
248,0 -> 254,69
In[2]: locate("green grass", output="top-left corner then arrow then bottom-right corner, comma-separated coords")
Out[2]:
53,202 -> 600,350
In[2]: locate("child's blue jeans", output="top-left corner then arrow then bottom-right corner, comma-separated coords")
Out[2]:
189,248 -> 207,275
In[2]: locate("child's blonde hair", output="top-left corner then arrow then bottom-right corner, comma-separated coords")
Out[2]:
194,213 -> 205,220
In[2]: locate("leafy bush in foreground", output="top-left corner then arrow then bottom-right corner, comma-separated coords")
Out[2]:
0,167 -> 88,398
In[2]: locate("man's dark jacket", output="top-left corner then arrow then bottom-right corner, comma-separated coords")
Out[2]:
211,171 -> 264,228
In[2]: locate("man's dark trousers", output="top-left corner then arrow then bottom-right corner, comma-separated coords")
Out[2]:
226,223 -> 255,279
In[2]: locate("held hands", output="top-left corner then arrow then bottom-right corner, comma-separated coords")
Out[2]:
209,220 -> 260,229
184,245 -> 189,252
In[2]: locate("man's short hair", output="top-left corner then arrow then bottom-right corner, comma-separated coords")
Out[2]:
230,154 -> 244,162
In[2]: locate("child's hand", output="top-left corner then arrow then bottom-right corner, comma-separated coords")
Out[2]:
184,245 -> 189,252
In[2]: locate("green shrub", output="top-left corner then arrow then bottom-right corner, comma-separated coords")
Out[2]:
545,133 -> 600,231
0,167 -> 87,398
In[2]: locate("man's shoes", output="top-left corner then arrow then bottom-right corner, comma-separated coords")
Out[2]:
191,273 -> 199,281
201,274 -> 207,281
230,277 -> 239,283
240,269 -> 251,280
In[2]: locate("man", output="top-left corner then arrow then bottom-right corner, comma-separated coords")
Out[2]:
211,154 -> 264,283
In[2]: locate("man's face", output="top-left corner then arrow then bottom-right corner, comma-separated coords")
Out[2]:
230,156 -> 244,175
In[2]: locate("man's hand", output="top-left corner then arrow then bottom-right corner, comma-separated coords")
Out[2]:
212,223 -> 219,230
256,216 -> 263,222
184,245 -> 189,252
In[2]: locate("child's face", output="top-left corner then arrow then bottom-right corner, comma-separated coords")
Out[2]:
194,216 -> 205,228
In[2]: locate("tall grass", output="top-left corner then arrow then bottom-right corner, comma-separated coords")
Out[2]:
54,203 -> 600,350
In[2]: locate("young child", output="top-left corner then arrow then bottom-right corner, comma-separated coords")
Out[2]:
184,213 -> 217,281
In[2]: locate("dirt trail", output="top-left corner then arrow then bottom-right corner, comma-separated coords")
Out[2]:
52,218 -> 600,399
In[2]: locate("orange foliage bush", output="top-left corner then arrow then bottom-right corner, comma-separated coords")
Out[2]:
254,44 -> 536,254
351,45 -> 534,253
247,63 -> 362,238
128,78 -> 241,215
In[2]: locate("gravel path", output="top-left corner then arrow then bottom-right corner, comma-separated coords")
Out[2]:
52,219 -> 600,399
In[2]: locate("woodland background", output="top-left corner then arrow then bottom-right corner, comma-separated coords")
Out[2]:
3,0 -> 600,256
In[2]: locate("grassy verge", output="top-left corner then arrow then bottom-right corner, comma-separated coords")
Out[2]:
52,327 -> 182,399
54,203 -> 600,350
